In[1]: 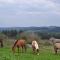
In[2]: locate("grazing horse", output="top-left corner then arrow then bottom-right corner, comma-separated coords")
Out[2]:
54,43 -> 60,54
12,39 -> 27,53
50,37 -> 60,54
32,40 -> 39,55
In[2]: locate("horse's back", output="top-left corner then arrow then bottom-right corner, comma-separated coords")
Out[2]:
50,37 -> 60,44
17,39 -> 26,46
32,40 -> 39,49
54,43 -> 60,49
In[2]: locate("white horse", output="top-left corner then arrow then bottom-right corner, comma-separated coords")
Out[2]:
32,40 -> 39,55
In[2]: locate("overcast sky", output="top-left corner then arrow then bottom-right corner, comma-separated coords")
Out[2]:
0,0 -> 60,27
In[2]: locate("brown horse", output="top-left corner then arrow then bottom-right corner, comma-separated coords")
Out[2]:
12,39 -> 27,53
32,40 -> 39,55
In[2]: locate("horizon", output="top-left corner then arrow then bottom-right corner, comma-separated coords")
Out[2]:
0,26 -> 60,28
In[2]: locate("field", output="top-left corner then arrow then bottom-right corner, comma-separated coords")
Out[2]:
0,39 -> 60,60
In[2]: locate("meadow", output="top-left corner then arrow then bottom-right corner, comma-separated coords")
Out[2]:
0,39 -> 60,60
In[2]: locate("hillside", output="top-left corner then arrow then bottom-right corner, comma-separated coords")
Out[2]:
0,26 -> 60,33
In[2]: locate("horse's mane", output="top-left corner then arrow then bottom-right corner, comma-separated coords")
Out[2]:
13,40 -> 19,48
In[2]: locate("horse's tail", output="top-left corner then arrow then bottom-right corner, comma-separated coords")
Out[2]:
12,40 -> 18,52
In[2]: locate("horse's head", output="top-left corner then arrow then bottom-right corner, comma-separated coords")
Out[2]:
49,37 -> 55,42
12,46 -> 15,53
49,37 -> 56,45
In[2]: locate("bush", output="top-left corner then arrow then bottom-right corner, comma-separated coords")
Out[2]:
43,41 -> 51,46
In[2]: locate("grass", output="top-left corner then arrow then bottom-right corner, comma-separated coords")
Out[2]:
0,39 -> 60,60
0,46 -> 60,60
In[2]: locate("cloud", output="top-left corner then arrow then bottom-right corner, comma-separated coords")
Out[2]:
0,0 -> 58,8
50,0 -> 60,4
0,0 -> 14,4
0,0 -> 60,27
0,0 -> 60,15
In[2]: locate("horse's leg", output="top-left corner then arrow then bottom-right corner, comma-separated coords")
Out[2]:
37,49 -> 39,53
54,46 -> 57,54
36,49 -> 39,55
32,47 -> 35,54
17,46 -> 19,53
24,45 -> 27,52
1,41 -> 3,47
22,46 -> 24,53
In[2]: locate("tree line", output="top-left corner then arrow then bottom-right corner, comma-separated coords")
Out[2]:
1,30 -> 60,40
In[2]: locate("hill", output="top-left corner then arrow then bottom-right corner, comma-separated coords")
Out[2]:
0,26 -> 60,33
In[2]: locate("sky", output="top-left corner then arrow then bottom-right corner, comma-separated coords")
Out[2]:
0,0 -> 60,27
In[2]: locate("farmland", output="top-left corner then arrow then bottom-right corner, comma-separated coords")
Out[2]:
0,39 -> 60,60
0,26 -> 60,60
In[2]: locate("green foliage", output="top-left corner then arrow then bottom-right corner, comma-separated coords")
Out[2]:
2,30 -> 17,38
16,34 -> 20,40
43,41 -> 51,46
36,32 -> 60,39
0,33 -> 7,39
1,29 -> 60,40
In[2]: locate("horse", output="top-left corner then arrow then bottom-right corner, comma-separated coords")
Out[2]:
49,37 -> 60,54
49,37 -> 60,43
54,43 -> 60,54
32,40 -> 39,55
12,39 -> 27,53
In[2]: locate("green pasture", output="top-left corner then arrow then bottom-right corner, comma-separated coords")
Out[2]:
0,46 -> 60,60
